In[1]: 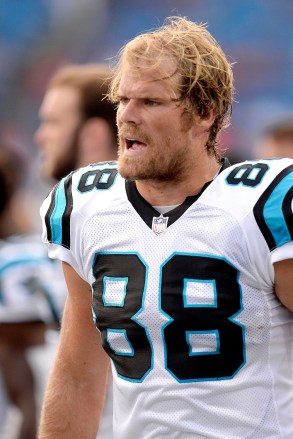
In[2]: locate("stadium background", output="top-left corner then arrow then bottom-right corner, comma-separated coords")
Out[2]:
0,0 -> 293,212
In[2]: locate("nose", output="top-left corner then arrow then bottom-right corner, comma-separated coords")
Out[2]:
117,99 -> 141,126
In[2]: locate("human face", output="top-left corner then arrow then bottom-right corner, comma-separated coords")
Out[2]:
116,59 -> 197,182
35,86 -> 82,181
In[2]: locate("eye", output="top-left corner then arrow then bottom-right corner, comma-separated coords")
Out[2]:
144,99 -> 159,107
117,97 -> 129,106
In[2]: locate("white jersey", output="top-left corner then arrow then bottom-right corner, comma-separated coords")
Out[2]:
0,234 -> 66,323
41,159 -> 293,439
0,234 -> 68,437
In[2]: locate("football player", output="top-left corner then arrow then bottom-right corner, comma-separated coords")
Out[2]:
39,17 -> 293,439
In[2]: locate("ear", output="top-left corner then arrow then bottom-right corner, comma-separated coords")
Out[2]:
78,118 -> 115,166
79,118 -> 109,150
194,108 -> 217,131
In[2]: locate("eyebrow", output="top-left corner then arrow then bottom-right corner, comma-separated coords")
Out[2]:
114,94 -> 182,103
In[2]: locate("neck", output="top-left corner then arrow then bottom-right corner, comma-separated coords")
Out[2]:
135,155 -> 220,206
0,198 -> 32,239
0,213 -> 19,239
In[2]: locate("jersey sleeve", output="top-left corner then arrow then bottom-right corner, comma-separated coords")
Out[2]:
40,172 -> 86,280
215,159 -> 293,286
252,161 -> 293,265
40,162 -> 120,282
270,242 -> 293,264
0,237 -> 67,323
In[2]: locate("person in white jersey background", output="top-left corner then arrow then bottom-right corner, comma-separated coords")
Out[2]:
0,143 -> 67,439
39,17 -> 293,439
35,63 -> 118,439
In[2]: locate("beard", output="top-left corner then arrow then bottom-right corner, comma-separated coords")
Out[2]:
51,126 -> 80,181
118,126 -> 191,183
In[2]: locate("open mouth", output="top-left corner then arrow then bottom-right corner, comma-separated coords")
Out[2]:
125,138 -> 147,151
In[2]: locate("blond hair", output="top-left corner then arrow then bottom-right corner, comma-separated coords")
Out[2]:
108,17 -> 234,157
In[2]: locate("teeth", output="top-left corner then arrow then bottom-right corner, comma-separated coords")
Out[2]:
124,136 -> 146,151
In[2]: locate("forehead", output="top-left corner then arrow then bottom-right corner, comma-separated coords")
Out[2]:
118,57 -> 180,98
40,86 -> 80,116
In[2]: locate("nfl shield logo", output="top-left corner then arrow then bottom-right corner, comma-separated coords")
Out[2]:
152,214 -> 169,235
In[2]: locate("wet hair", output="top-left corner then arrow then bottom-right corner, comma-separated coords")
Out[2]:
108,16 -> 234,159
48,64 -> 118,145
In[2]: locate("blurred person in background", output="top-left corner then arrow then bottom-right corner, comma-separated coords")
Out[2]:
34,63 -> 118,439
0,143 -> 67,439
34,64 -> 118,182
253,117 -> 293,159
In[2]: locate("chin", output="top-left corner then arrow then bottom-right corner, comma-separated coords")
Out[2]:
118,157 -> 137,179
118,165 -> 136,181
118,160 -> 150,181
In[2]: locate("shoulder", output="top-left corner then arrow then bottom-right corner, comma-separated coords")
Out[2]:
212,158 -> 293,251
0,234 -> 60,284
220,157 -> 293,183
73,160 -> 120,193
45,160 -> 122,213
40,161 -> 125,250
0,234 -> 47,265
211,157 -> 293,203
0,234 -> 66,323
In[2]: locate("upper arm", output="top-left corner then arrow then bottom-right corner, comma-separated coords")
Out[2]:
57,261 -> 110,397
274,258 -> 293,312
38,263 -> 110,437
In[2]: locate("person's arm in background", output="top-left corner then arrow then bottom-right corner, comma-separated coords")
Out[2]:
38,262 -> 110,439
274,258 -> 293,312
0,327 -> 41,439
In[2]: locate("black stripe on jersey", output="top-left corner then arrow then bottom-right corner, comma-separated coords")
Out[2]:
126,158 -> 231,229
284,186 -> 293,231
44,173 -> 74,249
44,183 -> 58,243
253,164 -> 293,251
61,174 -> 74,249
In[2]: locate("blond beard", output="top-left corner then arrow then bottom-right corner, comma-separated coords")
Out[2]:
118,136 -> 190,182
117,111 -> 194,181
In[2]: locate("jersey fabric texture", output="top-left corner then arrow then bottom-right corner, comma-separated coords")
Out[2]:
41,159 -> 293,439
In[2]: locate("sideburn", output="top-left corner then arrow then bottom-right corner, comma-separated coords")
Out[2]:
180,108 -> 194,132
53,123 -> 81,180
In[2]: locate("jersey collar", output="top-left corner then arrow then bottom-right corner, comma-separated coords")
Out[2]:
125,157 -> 231,230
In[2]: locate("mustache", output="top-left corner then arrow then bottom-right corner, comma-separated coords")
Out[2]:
118,126 -> 151,144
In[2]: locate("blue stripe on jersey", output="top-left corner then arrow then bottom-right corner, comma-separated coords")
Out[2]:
263,173 -> 293,248
50,179 -> 67,245
0,257 -> 51,275
0,258 -> 61,322
254,165 -> 293,251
